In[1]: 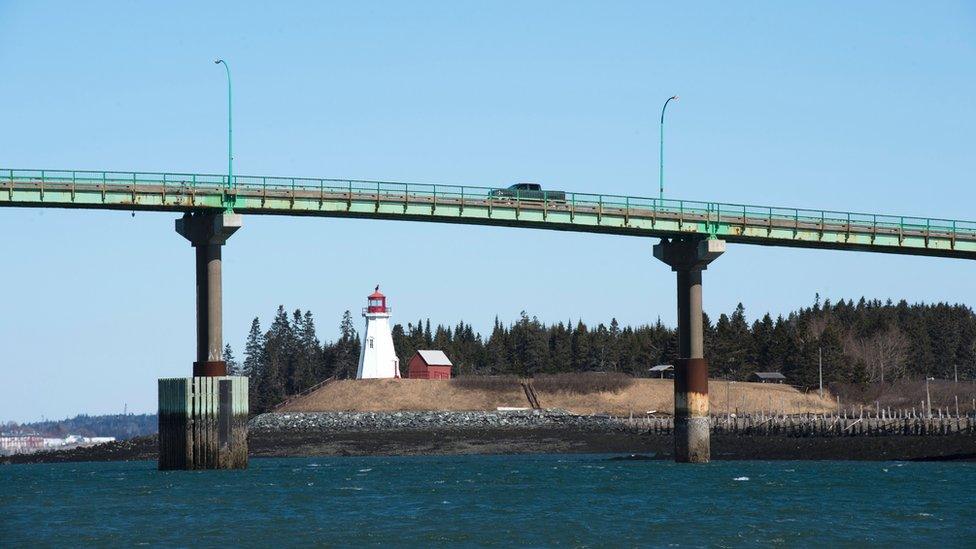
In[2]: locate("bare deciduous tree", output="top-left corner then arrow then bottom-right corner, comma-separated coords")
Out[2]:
845,326 -> 909,383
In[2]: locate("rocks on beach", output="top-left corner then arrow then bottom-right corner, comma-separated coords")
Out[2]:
249,410 -> 629,433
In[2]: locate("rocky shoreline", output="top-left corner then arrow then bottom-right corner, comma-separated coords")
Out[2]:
249,410 -> 626,433
4,410 -> 974,464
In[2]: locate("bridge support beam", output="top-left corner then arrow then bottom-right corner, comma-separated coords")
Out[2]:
654,236 -> 725,463
158,211 -> 247,470
176,211 -> 242,375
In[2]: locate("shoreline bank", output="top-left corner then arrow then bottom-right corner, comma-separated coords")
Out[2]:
4,410 -> 974,464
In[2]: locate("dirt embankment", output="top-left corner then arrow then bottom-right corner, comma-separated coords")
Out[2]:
535,378 -> 834,415
278,377 -> 836,415
279,378 -> 529,412
5,430 -> 973,464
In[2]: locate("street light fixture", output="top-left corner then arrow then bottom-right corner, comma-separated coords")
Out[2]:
659,95 -> 679,200
214,59 -> 233,194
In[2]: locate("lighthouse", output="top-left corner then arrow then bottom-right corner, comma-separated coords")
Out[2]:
356,286 -> 400,379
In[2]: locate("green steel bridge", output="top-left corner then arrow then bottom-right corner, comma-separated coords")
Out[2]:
5,167 -> 972,466
3,168 -> 974,259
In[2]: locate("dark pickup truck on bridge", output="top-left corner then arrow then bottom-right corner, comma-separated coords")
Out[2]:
489,183 -> 567,202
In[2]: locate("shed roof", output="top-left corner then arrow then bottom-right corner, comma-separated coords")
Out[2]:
752,372 -> 787,380
649,364 -> 674,372
415,350 -> 453,367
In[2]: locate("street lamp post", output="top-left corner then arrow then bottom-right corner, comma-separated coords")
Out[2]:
818,346 -> 824,398
659,95 -> 678,200
214,59 -> 233,194
726,380 -> 736,421
926,377 -> 934,419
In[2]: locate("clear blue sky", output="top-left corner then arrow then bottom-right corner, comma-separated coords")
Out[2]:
1,1 -> 973,422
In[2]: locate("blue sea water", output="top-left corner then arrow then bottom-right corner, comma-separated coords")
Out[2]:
1,455 -> 973,547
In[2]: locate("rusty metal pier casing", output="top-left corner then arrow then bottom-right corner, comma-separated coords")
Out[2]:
654,237 -> 725,463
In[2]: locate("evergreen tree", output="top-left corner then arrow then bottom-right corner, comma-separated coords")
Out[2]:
520,314 -> 550,375
818,324 -> 844,384
391,323 -> 411,377
711,303 -> 752,379
749,314 -> 775,379
549,322 -> 573,373
257,306 -> 291,411
767,316 -> 798,373
485,317 -> 509,374
236,297 -> 975,401
224,344 -> 240,376
409,319 -> 426,354
293,310 -> 321,390
606,318 -> 621,371
589,323 -> 610,371
332,310 -> 360,379
451,321 -> 482,375
571,321 -> 591,371
433,324 -> 451,350
242,317 -> 264,406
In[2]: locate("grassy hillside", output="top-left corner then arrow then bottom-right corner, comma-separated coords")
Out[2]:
280,378 -> 529,413
535,378 -> 833,416
279,375 -> 835,416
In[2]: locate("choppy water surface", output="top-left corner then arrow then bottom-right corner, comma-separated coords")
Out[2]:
1,455 -> 973,547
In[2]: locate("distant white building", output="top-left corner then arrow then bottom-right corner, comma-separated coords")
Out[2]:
0,434 -> 115,455
356,286 -> 400,379
0,435 -> 44,455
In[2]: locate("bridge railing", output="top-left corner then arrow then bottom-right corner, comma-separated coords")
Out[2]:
5,169 -> 231,187
6,168 -> 976,239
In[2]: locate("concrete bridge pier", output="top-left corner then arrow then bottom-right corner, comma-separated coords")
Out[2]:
176,211 -> 241,376
158,211 -> 248,470
653,236 -> 725,463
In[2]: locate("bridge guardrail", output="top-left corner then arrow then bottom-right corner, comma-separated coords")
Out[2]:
6,168 -> 976,240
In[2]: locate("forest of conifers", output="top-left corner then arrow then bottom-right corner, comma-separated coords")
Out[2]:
228,297 -> 976,413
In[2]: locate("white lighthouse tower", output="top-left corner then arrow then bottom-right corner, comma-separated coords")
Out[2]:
356,286 -> 400,379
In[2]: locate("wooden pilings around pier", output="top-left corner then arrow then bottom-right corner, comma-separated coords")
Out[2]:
615,411 -> 976,437
158,376 -> 248,470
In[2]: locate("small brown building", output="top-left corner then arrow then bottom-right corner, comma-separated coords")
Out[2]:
751,372 -> 787,384
407,350 -> 453,379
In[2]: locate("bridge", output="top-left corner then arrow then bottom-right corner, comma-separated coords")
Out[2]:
4,168 -> 974,468
3,169 -> 975,258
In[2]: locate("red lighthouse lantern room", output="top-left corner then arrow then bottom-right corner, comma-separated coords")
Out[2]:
366,285 -> 388,314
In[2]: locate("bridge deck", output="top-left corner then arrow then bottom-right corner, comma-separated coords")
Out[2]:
3,169 -> 974,259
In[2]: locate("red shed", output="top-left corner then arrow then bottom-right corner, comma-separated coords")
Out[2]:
407,350 -> 453,379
